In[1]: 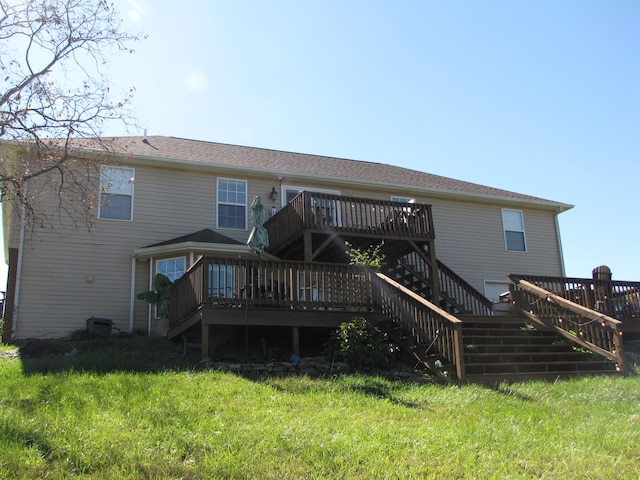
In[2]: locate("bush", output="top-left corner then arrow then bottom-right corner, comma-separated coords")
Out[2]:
328,317 -> 398,369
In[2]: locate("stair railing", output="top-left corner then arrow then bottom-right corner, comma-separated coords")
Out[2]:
508,274 -> 626,373
395,252 -> 493,316
373,272 -> 466,381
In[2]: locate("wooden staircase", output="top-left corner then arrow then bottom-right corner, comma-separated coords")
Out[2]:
460,315 -> 620,383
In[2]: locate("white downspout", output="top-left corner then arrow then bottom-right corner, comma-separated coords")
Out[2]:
147,256 -> 153,336
555,210 -> 567,277
11,199 -> 27,339
129,256 -> 136,333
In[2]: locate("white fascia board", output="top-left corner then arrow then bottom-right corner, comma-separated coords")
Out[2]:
120,153 -> 574,214
133,241 -> 279,260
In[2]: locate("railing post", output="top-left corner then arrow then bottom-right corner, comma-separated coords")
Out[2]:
453,323 -> 466,381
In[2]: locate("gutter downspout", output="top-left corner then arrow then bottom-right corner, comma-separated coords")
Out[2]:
11,198 -> 27,339
555,208 -> 567,277
129,256 -> 136,334
147,256 -> 153,336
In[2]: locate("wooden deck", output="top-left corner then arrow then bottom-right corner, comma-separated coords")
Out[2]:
263,192 -> 435,262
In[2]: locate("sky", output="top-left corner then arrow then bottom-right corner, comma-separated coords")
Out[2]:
3,1 -> 640,286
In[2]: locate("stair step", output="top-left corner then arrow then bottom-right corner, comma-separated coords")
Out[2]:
464,352 -> 598,363
464,360 -> 616,376
465,370 -> 622,384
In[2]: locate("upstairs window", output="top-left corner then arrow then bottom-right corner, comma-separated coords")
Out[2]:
217,178 -> 247,229
502,209 -> 526,252
99,167 -> 134,221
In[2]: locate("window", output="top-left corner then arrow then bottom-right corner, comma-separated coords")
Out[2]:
99,167 -> 134,220
502,209 -> 526,252
391,196 -> 415,203
217,178 -> 246,229
154,257 -> 186,318
156,257 -> 186,283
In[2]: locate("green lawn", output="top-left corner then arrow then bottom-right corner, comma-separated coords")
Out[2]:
0,335 -> 638,479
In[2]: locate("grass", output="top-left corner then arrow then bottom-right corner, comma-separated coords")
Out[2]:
0,334 -> 639,479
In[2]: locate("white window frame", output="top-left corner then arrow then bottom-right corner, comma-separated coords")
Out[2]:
282,185 -> 340,206
217,178 -> 247,230
501,209 -> 527,252
391,196 -> 415,203
156,257 -> 186,283
99,166 -> 134,221
154,256 -> 186,318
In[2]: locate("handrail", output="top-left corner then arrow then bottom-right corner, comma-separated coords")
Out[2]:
396,252 -> 493,316
168,256 -> 377,328
373,272 -> 465,381
264,191 -> 435,252
504,274 -> 640,322
508,274 -> 625,372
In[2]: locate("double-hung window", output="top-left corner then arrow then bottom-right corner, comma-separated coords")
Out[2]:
217,178 -> 247,229
502,209 -> 526,252
99,167 -> 134,220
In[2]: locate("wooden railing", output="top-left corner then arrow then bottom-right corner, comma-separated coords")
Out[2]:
396,252 -> 493,316
374,273 -> 465,380
168,256 -> 377,328
264,192 -> 435,251
168,256 -> 465,379
508,274 -> 625,372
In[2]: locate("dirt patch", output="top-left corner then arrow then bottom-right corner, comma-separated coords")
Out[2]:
13,339 -> 74,359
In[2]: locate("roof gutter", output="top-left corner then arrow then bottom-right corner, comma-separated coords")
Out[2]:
115,152 -> 573,213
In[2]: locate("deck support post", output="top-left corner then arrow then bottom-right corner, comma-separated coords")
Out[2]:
303,231 -> 313,263
292,326 -> 300,356
201,323 -> 210,367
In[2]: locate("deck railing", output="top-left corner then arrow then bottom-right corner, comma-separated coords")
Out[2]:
396,252 -> 493,316
264,192 -> 435,251
168,256 -> 377,328
168,256 -> 465,378
508,274 -> 625,372
374,273 -> 465,380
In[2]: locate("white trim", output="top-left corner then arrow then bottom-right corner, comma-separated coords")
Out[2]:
281,185 -> 340,206
115,151 -> 572,213
129,257 -> 136,334
216,177 -> 248,230
11,198 -> 27,339
133,241 -> 278,260
501,208 -> 527,252
98,166 -> 135,221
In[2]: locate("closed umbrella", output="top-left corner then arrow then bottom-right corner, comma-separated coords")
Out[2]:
247,196 -> 269,255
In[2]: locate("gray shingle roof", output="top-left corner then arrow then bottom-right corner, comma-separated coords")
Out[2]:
75,135 -> 570,209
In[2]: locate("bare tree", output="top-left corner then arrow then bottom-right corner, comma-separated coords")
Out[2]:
0,0 -> 143,227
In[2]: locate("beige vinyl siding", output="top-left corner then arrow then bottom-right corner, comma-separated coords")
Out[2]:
8,156 -> 565,339
430,198 -> 562,292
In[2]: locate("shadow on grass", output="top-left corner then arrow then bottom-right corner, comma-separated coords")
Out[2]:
12,334 -> 202,375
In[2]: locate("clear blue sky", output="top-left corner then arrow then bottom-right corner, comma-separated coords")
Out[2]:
5,1 -> 639,285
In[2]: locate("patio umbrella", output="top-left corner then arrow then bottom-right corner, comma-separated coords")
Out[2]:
245,196 -> 269,359
247,196 -> 269,255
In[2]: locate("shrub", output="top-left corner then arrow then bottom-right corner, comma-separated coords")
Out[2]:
328,316 -> 398,369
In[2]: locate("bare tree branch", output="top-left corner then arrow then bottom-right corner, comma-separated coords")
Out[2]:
0,0 -> 144,228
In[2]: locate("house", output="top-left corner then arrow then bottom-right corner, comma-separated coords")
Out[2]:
3,136 -> 626,381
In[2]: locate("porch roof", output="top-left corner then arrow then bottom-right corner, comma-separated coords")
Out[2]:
133,228 -> 277,260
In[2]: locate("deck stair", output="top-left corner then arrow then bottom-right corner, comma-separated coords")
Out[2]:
461,315 -> 620,383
